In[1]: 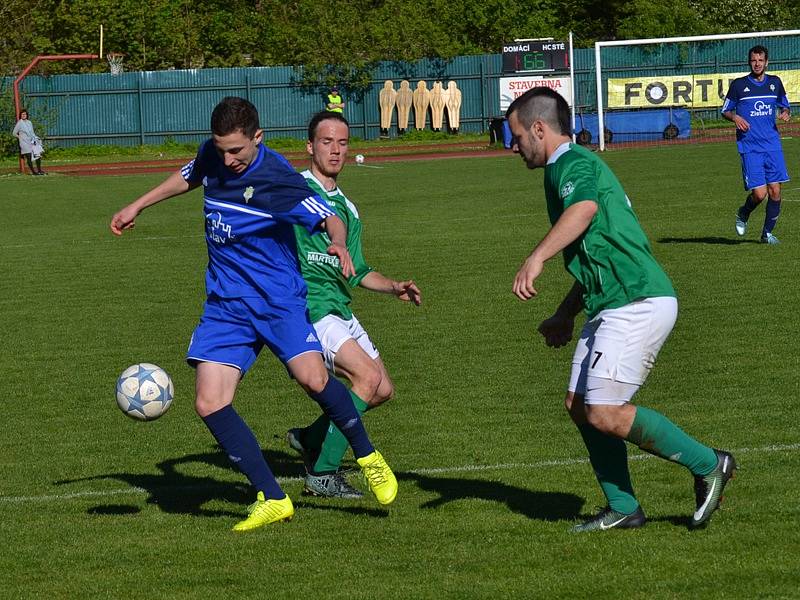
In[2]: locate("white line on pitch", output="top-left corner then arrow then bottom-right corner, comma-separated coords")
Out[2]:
1,442 -> 797,505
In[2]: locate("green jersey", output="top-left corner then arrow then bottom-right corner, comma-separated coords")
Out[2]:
295,170 -> 373,322
544,143 -> 675,318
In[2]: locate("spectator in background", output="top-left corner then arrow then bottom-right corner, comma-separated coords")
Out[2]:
13,109 -> 45,175
326,87 -> 345,113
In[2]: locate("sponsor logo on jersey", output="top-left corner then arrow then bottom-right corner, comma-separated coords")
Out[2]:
560,181 -> 575,199
307,251 -> 340,267
750,100 -> 773,117
206,211 -> 236,244
243,186 -> 254,203
743,86 -> 750,92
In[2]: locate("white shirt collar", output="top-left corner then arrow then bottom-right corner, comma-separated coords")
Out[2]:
547,141 -> 572,165
301,169 -> 339,195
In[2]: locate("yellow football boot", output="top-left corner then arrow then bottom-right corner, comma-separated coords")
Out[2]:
232,492 -> 294,532
357,450 -> 398,505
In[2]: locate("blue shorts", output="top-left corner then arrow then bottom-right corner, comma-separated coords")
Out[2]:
186,296 -> 322,375
741,151 -> 789,190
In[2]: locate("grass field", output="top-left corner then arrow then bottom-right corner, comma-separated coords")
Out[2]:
2,141 -> 799,599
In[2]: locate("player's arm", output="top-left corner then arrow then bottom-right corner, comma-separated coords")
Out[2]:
538,282 -> 583,348
359,271 -> 422,305
319,215 -> 355,278
513,200 -> 597,300
110,170 -> 198,236
722,110 -> 750,131
721,88 -> 748,131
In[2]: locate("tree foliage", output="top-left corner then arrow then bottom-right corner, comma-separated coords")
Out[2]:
2,0 -> 800,85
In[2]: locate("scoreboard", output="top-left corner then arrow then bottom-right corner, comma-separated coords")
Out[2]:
502,41 -> 569,74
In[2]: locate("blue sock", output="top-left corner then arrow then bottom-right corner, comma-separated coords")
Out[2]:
763,198 -> 781,235
738,193 -> 759,220
202,405 -> 284,500
309,377 -> 374,459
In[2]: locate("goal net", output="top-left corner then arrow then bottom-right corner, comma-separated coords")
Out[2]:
589,30 -> 800,150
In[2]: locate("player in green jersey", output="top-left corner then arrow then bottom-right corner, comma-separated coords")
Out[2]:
286,111 -> 422,498
506,88 -> 736,532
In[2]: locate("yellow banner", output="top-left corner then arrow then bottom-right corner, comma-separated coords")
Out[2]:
608,70 -> 800,109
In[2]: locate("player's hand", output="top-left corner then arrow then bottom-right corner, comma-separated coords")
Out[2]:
733,115 -> 750,131
392,280 -> 422,305
327,243 -> 355,278
537,313 -> 574,348
513,255 -> 544,300
779,110 -> 791,123
110,204 -> 140,236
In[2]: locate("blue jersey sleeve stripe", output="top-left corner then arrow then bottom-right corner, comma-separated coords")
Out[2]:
205,197 -> 274,219
181,159 -> 196,180
302,196 -> 335,218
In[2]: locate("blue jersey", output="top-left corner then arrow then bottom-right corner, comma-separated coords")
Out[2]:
181,141 -> 335,301
721,74 -> 789,153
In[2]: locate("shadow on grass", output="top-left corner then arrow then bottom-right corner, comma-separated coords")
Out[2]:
658,236 -> 759,245
398,472 -> 584,522
55,447 -> 384,519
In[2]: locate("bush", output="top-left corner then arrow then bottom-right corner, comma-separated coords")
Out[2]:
0,133 -> 19,157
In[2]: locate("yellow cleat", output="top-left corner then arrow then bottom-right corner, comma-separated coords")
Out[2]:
357,450 -> 398,505
232,492 -> 294,532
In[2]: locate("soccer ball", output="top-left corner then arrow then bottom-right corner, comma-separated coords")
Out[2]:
355,154 -> 365,164
116,363 -> 174,421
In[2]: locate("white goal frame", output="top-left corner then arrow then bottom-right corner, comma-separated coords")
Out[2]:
594,29 -> 800,150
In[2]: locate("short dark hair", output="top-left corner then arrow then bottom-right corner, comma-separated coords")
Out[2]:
210,96 -> 260,137
308,111 -> 350,141
505,87 -> 571,136
749,45 -> 769,61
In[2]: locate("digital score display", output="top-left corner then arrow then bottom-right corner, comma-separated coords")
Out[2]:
502,41 -> 569,74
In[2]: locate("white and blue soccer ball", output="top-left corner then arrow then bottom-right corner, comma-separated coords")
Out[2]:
116,363 -> 174,421
355,153 -> 365,164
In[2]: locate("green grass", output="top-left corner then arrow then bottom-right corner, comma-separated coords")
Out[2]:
1,141 -> 799,598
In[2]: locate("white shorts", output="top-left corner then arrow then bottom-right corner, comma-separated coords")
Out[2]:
313,313 -> 380,372
568,296 -> 678,405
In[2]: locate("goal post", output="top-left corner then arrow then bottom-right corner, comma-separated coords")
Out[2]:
594,29 -> 800,150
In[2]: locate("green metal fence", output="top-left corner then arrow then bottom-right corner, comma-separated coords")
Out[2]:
5,34 -> 797,149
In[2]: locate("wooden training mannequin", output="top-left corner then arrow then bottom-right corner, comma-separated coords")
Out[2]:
412,80 -> 431,130
396,80 -> 413,133
430,81 -> 446,131
445,81 -> 462,132
378,80 -> 397,136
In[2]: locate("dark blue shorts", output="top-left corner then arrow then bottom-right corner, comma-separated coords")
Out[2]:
186,296 -> 322,375
741,150 -> 789,190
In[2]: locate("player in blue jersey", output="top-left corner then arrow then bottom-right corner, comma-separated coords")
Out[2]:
722,45 -> 791,244
110,97 -> 397,531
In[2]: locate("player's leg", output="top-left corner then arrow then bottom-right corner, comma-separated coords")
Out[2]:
736,153 -> 767,236
582,297 -> 735,529
288,353 -> 397,504
290,315 -> 382,456
567,319 -> 642,531
195,362 -> 287,502
567,390 -> 644,532
264,299 -> 397,504
188,298 -> 294,530
309,341 -> 391,475
761,151 -> 789,243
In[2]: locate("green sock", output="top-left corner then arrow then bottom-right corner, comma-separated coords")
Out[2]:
627,406 -> 717,475
577,424 -> 639,514
312,391 -> 369,473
